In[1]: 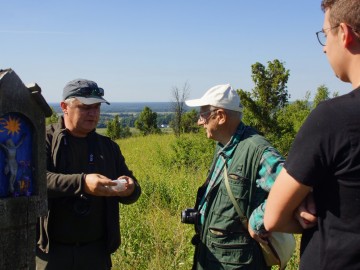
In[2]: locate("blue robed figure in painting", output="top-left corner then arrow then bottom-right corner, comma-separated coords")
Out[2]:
0,113 -> 32,197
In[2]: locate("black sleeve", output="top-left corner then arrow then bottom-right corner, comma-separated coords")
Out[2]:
46,126 -> 84,198
113,143 -> 141,204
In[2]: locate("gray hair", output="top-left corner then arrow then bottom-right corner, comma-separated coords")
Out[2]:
63,97 -> 77,106
210,106 -> 243,121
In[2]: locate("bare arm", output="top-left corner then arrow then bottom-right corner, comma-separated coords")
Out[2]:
264,168 -> 312,233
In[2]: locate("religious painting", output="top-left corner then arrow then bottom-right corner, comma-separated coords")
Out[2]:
0,113 -> 32,197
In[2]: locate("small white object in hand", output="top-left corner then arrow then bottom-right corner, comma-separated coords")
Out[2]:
111,179 -> 127,192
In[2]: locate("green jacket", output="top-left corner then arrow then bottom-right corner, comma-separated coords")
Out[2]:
193,125 -> 271,270
37,117 -> 141,254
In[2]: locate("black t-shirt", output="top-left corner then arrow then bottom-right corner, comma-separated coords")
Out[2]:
285,88 -> 360,270
49,134 -> 105,244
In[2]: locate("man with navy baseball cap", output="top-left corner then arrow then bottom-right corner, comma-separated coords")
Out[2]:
36,78 -> 141,270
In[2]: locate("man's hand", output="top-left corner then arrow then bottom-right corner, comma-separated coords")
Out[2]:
295,192 -> 317,229
113,175 -> 136,197
83,174 -> 135,197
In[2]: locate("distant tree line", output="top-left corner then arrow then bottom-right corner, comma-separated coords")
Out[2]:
97,113 -> 173,129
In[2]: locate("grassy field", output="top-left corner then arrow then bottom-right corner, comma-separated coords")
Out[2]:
110,133 -> 301,270
97,127 -> 173,137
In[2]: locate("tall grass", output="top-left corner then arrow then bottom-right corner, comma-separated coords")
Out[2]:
111,133 -> 300,270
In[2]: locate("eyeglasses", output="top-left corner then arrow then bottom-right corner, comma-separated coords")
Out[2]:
316,25 -> 340,46
198,109 -> 219,123
65,87 -> 105,100
75,87 -> 104,97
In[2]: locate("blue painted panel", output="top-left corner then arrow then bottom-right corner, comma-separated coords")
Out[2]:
0,113 -> 33,197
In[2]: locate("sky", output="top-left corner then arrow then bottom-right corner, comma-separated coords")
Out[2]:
0,0 -> 352,103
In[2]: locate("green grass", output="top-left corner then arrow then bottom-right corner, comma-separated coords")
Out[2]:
110,133 -> 300,270
97,127 -> 171,137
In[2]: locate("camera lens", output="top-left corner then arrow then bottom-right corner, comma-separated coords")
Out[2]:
181,210 -> 188,223
181,208 -> 198,224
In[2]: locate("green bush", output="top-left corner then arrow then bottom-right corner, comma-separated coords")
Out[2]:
168,132 -> 214,170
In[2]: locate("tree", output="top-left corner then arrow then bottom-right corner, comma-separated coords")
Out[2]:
45,107 -> 59,125
120,126 -> 132,138
135,106 -> 161,136
180,109 -> 199,133
121,114 -> 137,127
276,92 -> 311,155
272,85 -> 339,155
312,84 -> 338,109
106,115 -> 132,140
171,82 -> 190,137
238,59 -> 290,137
106,115 -> 122,140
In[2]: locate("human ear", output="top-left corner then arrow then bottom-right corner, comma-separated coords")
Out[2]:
60,102 -> 68,114
340,23 -> 354,47
217,109 -> 226,125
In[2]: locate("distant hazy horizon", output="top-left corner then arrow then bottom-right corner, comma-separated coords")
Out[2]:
48,101 -> 177,113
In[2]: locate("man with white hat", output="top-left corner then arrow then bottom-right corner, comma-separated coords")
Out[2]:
184,84 -> 284,270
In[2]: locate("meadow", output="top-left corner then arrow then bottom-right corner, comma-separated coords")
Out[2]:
110,133 -> 301,270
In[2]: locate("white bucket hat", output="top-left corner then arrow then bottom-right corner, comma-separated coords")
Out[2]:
185,84 -> 242,112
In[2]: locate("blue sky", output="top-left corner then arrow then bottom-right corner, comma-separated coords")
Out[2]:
1,0 -> 351,103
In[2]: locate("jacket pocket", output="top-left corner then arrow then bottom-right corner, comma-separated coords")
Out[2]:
209,174 -> 250,232
205,230 -> 253,268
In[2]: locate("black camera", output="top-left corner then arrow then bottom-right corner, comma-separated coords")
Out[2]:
181,208 -> 199,224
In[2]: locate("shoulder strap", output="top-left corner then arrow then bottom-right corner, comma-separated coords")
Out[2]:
222,157 -> 248,229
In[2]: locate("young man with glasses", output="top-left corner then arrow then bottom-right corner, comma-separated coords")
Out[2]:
36,79 -> 141,270
265,0 -> 360,269
185,84 -> 285,270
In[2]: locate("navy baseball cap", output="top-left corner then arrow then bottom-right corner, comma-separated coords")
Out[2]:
62,79 -> 110,105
